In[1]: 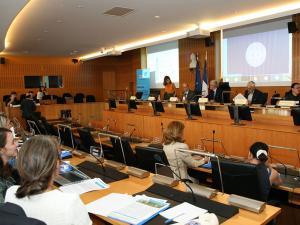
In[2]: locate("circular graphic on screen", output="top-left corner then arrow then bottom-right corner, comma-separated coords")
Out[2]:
245,42 -> 266,67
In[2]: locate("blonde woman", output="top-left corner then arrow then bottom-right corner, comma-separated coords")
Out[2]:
163,121 -> 207,180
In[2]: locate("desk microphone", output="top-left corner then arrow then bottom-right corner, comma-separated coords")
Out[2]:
90,147 -> 106,172
129,127 -> 136,141
154,154 -> 196,203
212,130 -> 216,154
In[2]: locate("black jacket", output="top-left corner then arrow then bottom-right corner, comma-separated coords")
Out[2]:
207,88 -> 223,103
284,91 -> 300,101
20,98 -> 36,119
0,202 -> 46,225
244,89 -> 267,105
182,90 -> 196,101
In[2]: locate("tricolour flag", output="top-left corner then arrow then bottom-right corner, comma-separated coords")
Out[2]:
202,52 -> 209,97
194,54 -> 202,94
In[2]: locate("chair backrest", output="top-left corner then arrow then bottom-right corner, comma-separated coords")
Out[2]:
262,92 -> 268,105
77,128 -> 97,153
86,95 -> 95,102
20,94 -> 26,102
135,146 -> 169,173
3,95 -> 10,103
57,124 -> 75,149
40,119 -> 58,136
110,137 -> 136,166
62,93 -> 72,98
56,97 -> 66,104
211,158 -> 270,201
27,120 -> 41,135
74,93 -> 84,103
271,93 -> 281,105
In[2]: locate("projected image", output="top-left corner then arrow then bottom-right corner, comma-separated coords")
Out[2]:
222,26 -> 292,86
147,41 -> 179,88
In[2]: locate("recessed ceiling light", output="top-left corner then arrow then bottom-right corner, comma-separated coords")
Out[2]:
56,19 -> 63,23
154,15 -> 160,18
43,30 -> 49,33
77,5 -> 84,8
36,38 -> 42,41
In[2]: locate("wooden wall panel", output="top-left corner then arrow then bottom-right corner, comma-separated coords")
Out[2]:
179,35 -> 215,93
292,14 -> 300,82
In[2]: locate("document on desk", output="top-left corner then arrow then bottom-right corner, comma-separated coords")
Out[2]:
59,178 -> 109,195
160,202 -> 207,223
86,193 -> 170,225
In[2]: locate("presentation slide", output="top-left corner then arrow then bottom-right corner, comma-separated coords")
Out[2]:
222,28 -> 292,86
147,41 -> 179,88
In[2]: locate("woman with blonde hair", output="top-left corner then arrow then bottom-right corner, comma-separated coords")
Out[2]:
163,121 -> 207,180
5,135 -> 92,225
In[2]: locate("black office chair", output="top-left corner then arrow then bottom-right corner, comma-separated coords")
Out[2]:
42,95 -> 51,100
2,95 -> 10,103
110,137 -> 137,166
57,124 -> 76,149
62,93 -> 72,99
77,128 -> 99,152
262,92 -> 268,105
86,95 -> 95,102
41,119 -> 58,136
211,158 -> 271,201
74,93 -> 85,103
270,93 -> 280,105
135,146 -> 169,173
20,94 -> 26,103
27,120 -> 42,135
56,97 -> 66,104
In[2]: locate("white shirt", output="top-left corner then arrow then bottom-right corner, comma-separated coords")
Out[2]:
247,91 -> 254,104
5,185 -> 92,225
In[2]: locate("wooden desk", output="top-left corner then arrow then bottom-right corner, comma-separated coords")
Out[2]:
68,156 -> 281,225
5,102 -> 105,127
102,105 -> 300,167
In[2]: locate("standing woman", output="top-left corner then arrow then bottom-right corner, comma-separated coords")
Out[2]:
5,135 -> 92,225
163,121 -> 207,180
0,128 -> 19,203
163,76 -> 176,100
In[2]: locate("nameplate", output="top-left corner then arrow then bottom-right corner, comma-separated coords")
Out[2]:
234,99 -> 248,105
148,96 -> 156,101
198,98 -> 208,103
130,96 -> 137,100
169,97 -> 178,102
277,100 -> 298,107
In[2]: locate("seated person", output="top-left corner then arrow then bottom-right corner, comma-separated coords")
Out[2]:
163,76 -> 176,100
163,121 -> 207,180
247,142 -> 282,186
182,83 -> 196,102
244,81 -> 266,105
207,80 -> 223,103
0,128 -> 19,203
5,135 -> 92,225
0,113 -> 10,128
284,82 -> 300,101
20,91 -> 38,121
5,92 -> 20,107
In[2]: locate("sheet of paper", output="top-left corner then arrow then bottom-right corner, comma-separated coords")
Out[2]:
59,178 -> 109,195
160,202 -> 207,223
86,193 -> 133,216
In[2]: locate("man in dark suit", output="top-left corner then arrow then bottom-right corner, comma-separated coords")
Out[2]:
20,92 -> 37,120
182,83 -> 196,102
284,82 -> 300,101
207,80 -> 223,103
244,81 -> 267,105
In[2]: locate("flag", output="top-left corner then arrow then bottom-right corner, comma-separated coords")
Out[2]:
194,55 -> 202,94
202,52 -> 209,97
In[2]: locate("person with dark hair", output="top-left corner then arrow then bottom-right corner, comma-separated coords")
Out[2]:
207,80 -> 223,103
163,76 -> 176,100
5,135 -> 92,225
163,121 -> 207,180
0,128 -> 19,203
284,82 -> 300,101
248,142 -> 282,186
6,91 -> 20,107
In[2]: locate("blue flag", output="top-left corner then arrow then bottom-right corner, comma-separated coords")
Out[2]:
195,59 -> 202,94
202,53 -> 209,97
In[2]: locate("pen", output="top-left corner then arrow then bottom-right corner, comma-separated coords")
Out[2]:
164,213 -> 184,224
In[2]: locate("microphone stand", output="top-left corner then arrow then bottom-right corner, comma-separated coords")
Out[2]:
90,146 -> 106,172
212,130 -> 215,154
268,155 -> 287,177
154,154 -> 196,203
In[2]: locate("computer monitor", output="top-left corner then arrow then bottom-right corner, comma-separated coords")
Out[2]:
291,107 -> 300,126
184,103 -> 201,120
135,92 -> 143,100
128,100 -> 137,112
151,101 -> 165,116
211,158 -> 270,201
228,105 -> 252,125
108,99 -> 117,110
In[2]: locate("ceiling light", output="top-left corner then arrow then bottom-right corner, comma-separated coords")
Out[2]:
56,19 -> 63,23
154,16 -> 160,18
77,5 -> 84,8
43,30 -> 49,33
200,2 -> 300,31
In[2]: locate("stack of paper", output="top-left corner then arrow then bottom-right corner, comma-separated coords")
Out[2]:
160,202 -> 207,224
59,178 -> 109,195
86,193 -> 170,225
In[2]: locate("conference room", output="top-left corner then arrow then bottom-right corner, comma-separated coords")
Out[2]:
1,1 -> 300,225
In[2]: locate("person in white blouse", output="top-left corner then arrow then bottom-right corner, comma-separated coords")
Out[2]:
5,135 -> 92,225
163,121 -> 208,180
